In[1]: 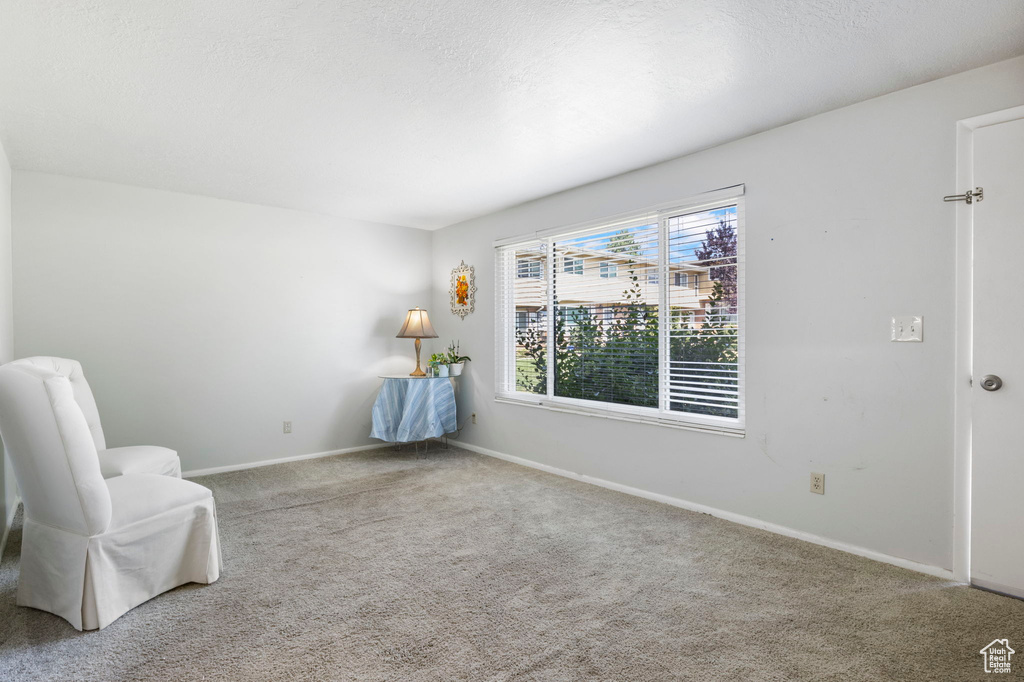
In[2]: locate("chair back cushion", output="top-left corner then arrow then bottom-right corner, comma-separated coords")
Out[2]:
10,357 -> 107,450
0,363 -> 112,535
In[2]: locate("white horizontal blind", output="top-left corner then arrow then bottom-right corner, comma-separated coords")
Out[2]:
495,188 -> 744,434
551,219 -> 661,409
665,202 -> 743,422
496,239 -> 547,395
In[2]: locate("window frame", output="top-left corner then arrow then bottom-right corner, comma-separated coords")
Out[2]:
494,185 -> 745,436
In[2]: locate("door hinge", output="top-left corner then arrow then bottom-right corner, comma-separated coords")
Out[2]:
943,187 -> 983,204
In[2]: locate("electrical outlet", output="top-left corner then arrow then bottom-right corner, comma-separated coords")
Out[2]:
283,421 -> 292,434
810,472 -> 825,495
471,413 -> 477,424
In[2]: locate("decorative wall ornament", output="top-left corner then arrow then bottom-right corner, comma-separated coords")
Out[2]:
449,260 -> 477,319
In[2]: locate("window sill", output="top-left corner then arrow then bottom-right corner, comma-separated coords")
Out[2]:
494,394 -> 745,438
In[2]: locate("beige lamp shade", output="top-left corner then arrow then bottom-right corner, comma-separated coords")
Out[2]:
396,307 -> 439,339
396,307 -> 438,377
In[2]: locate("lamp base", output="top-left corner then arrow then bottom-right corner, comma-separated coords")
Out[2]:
410,337 -> 426,377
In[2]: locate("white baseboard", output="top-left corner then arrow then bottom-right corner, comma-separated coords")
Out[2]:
182,443 -> 393,478
0,493 -> 21,559
456,441 -> 955,581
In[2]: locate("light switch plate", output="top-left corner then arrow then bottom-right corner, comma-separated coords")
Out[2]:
891,316 -> 923,342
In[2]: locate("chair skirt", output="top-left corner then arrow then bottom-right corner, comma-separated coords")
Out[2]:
17,496 -> 221,630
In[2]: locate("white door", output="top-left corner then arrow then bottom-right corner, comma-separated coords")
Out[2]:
972,116 -> 1024,599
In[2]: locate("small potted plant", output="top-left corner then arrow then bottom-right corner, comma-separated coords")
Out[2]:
446,341 -> 471,376
428,353 -> 449,377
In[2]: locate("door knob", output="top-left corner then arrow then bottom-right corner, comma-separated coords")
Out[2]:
980,374 -> 1003,391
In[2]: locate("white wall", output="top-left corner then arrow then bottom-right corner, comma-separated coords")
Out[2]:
13,173 -> 434,472
432,55 -> 1024,572
0,134 -> 14,536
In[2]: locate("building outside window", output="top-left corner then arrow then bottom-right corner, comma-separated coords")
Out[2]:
517,259 -> 542,278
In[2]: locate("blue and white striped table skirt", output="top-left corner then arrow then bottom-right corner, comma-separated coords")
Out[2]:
370,377 -> 457,443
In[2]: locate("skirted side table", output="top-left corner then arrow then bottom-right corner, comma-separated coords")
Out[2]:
370,375 -> 457,444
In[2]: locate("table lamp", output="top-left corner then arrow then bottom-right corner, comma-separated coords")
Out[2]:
396,307 -> 438,376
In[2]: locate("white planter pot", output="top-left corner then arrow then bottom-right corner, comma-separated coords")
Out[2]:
448,362 -> 464,376
436,364 -> 450,377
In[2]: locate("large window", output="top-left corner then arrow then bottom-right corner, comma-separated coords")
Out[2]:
495,187 -> 744,434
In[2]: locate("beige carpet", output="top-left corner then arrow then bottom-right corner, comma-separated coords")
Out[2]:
0,445 -> 1022,680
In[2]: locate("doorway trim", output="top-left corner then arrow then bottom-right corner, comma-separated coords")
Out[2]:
953,104 -> 1024,583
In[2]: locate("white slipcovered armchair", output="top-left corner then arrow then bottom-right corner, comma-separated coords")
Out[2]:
0,362 -> 222,630
9,357 -> 181,478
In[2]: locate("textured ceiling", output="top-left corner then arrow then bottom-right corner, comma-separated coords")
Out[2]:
1,1 -> 1023,230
